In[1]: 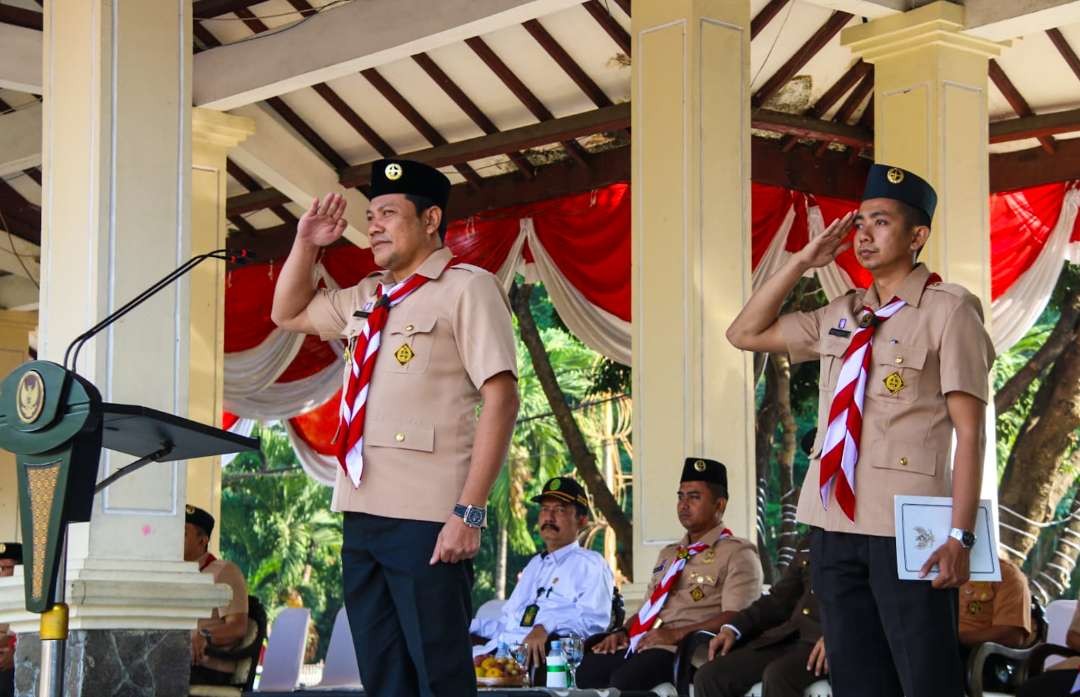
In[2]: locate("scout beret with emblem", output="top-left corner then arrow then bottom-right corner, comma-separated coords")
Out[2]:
185,505 -> 215,537
862,163 -> 937,225
370,158 -> 452,211
0,542 -> 22,563
681,457 -> 728,496
531,477 -> 590,513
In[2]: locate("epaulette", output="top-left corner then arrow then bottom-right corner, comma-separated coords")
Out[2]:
447,263 -> 485,274
923,281 -> 970,299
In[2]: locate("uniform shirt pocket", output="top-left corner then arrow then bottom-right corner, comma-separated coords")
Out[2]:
365,419 -> 435,453
871,439 -> 940,478
384,314 -> 437,374
870,341 -> 928,404
816,336 -> 851,392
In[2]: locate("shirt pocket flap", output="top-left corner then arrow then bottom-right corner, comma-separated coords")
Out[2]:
388,314 -> 437,337
874,341 -> 928,370
343,314 -> 368,338
873,440 -> 938,477
365,420 -> 435,453
817,335 -> 850,358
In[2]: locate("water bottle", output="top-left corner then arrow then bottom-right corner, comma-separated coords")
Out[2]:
547,639 -> 569,688
496,642 -> 509,659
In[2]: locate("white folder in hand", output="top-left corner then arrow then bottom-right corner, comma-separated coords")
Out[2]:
894,496 -> 1001,582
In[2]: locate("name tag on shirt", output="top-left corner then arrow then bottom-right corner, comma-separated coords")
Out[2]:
520,603 -> 539,628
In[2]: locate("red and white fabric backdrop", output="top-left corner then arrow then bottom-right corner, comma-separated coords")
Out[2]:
223,181 -> 1080,484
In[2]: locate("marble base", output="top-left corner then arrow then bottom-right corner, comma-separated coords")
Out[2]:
15,630 -> 191,697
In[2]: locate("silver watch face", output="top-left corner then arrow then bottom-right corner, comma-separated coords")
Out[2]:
464,507 -> 486,527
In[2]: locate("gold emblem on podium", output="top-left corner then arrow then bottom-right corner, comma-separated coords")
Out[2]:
16,370 -> 44,424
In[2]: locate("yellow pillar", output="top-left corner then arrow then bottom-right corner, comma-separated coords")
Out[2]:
843,1 -> 1005,305
188,109 -> 254,554
631,0 -> 753,590
843,2 -> 1005,505
0,311 -> 36,542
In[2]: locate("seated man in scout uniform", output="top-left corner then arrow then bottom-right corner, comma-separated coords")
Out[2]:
1017,597 -> 1080,697
184,506 -> 250,686
0,543 -> 21,697
693,535 -> 827,697
575,458 -> 762,691
471,477 -> 614,683
958,556 -> 1034,691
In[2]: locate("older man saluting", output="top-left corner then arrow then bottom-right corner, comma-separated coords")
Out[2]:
271,159 -> 519,697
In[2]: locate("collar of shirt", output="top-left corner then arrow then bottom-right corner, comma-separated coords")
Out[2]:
371,246 -> 454,286
862,263 -> 933,310
679,523 -> 729,549
541,540 -> 581,565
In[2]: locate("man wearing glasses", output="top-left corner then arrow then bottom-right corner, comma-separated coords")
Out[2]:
471,477 -> 613,684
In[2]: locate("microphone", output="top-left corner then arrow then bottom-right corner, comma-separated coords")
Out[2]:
62,248 -> 255,373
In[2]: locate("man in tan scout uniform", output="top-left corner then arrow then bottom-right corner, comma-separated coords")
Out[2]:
575,458 -> 762,691
728,164 -> 994,697
958,557 -> 1033,691
271,158 -> 519,697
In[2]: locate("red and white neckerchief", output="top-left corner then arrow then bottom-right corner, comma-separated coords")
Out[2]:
626,529 -> 732,654
818,274 -> 940,521
336,273 -> 433,486
198,553 -> 217,572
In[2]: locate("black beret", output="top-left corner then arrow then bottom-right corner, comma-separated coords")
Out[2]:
369,158 -> 451,211
531,477 -> 590,512
862,164 -> 937,224
0,542 -> 22,564
185,505 -> 214,537
681,457 -> 728,494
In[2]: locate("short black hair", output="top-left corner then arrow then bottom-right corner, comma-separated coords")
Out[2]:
404,194 -> 448,241
895,199 -> 930,258
706,482 -> 728,501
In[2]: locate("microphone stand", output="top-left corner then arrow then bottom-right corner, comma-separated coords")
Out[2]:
39,247 -> 253,697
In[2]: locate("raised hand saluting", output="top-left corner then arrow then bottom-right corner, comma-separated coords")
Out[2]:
297,193 -> 348,247
792,210 -> 855,269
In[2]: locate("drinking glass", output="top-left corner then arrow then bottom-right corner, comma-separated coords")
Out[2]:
510,643 -> 531,687
562,634 -> 584,688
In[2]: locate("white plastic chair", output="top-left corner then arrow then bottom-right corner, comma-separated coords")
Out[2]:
742,680 -> 831,696
474,598 -> 506,621
313,607 -> 363,689
255,607 -> 311,692
1043,599 -> 1078,670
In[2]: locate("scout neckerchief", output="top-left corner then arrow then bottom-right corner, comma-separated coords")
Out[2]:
337,272 -> 435,486
198,553 -> 217,572
626,529 -> 732,654
818,273 -> 941,521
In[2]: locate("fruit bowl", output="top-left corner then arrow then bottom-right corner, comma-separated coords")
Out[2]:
474,656 -> 525,687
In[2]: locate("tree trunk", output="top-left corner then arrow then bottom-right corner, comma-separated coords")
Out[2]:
772,354 -> 800,571
996,285 -> 1080,415
997,327 -> 1080,564
1028,473 -> 1080,604
754,357 -> 780,584
495,523 -> 508,600
510,282 -> 633,578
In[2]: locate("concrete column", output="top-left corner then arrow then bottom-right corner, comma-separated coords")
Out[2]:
843,1 -> 1005,505
187,109 -> 254,554
0,4 -> 227,694
0,311 -> 36,542
630,0 -> 754,591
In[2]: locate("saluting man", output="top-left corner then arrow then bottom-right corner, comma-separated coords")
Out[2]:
271,159 -> 520,696
727,164 -> 994,697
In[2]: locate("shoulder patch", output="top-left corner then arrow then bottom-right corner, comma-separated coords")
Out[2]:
924,281 -> 970,298
448,263 -> 486,274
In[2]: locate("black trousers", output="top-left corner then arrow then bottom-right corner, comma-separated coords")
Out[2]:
1016,669 -> 1078,697
693,639 -> 820,697
574,646 -> 675,691
0,668 -> 12,697
342,512 -> 475,697
809,528 -> 963,697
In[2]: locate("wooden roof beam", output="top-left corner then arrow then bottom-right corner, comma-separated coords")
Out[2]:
192,0 -> 269,18
752,11 -> 852,109
0,4 -> 41,31
227,159 -> 298,227
989,59 -> 1056,155
812,68 -> 873,156
1047,28 -> 1080,83
465,35 -> 589,166
991,138 -> 1080,192
0,22 -> 42,93
752,109 -> 871,149
989,106 -> 1080,142
523,18 -> 613,108
611,0 -> 629,17
340,103 -> 630,187
751,0 -> 792,40
780,58 -> 869,152
582,1 -> 629,55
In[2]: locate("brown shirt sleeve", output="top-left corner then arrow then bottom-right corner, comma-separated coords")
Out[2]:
992,561 -> 1033,637
720,544 -> 764,613
777,306 -> 829,365
451,271 -> 518,388
938,293 -> 994,403
306,284 -> 368,341
213,560 -> 249,618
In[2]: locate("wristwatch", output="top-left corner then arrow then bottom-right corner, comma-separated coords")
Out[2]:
949,527 -> 976,549
453,504 -> 487,529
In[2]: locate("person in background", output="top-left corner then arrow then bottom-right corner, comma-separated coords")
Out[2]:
0,543 -> 22,697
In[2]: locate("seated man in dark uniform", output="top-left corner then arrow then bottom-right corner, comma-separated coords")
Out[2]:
693,535 -> 827,697
0,543 -> 21,697
575,458 -> 762,691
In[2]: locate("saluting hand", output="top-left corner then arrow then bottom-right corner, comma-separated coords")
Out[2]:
920,537 -> 970,588
707,627 -> 737,661
793,210 -> 855,269
429,515 -> 481,565
297,193 -> 349,247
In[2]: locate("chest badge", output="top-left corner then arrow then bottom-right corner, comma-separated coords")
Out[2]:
883,371 -> 905,395
690,586 -> 705,602
701,550 -> 715,563
967,600 -> 983,616
394,344 -> 415,366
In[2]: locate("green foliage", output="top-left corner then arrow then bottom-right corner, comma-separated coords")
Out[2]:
221,423 -> 343,660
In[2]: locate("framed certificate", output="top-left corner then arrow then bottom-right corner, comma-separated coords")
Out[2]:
894,496 -> 1001,582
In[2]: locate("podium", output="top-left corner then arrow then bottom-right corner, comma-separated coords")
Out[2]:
0,359 -> 258,696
